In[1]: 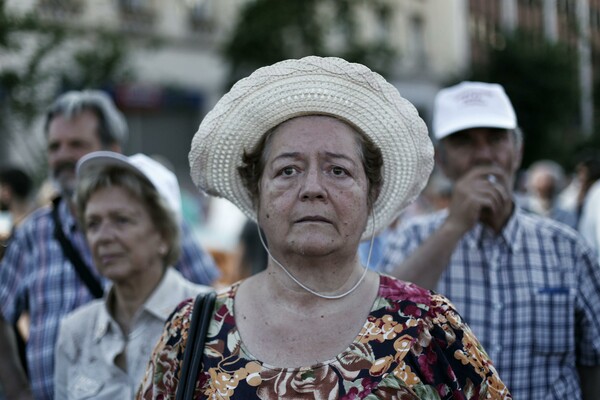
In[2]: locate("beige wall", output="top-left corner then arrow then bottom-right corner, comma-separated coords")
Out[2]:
2,0 -> 472,166
387,0 -> 469,80
5,0 -> 471,106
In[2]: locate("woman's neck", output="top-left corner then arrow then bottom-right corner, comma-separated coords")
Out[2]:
262,251 -> 367,301
110,269 -> 165,334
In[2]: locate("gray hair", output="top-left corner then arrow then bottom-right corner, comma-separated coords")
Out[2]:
526,159 -> 566,195
44,90 -> 128,147
513,127 -> 524,149
76,165 -> 181,268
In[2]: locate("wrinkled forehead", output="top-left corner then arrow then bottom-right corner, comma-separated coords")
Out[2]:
262,115 -> 365,158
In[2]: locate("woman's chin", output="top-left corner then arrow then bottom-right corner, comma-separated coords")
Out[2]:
98,265 -> 130,283
287,237 -> 342,257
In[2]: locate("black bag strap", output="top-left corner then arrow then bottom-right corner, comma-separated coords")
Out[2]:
176,291 -> 217,400
51,197 -> 104,299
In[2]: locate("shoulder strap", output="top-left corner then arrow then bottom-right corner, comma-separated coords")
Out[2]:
176,291 -> 217,400
51,197 -> 104,299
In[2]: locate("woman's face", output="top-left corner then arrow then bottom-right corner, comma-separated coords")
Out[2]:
84,186 -> 166,283
258,115 -> 370,259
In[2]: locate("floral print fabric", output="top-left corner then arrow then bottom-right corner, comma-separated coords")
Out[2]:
138,275 -> 511,399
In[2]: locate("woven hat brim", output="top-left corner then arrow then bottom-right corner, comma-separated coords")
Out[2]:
189,56 -> 434,240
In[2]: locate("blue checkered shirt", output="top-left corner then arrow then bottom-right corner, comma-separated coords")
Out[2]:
379,206 -> 600,400
0,199 -> 219,400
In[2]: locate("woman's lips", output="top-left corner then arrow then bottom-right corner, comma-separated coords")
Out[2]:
295,216 -> 331,223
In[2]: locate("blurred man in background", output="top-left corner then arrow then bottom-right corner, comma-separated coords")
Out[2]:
380,81 -> 600,399
0,90 -> 219,400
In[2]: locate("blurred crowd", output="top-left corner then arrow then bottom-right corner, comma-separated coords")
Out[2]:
0,72 -> 599,400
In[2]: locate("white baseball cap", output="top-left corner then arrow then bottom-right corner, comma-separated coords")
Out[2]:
76,151 -> 182,222
433,81 -> 517,140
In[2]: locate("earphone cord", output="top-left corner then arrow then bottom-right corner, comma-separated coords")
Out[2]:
256,208 -> 375,300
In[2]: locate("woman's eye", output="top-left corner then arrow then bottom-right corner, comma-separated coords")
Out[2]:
86,220 -> 99,230
331,166 -> 347,176
85,219 -> 100,231
280,166 -> 296,176
116,216 -> 131,225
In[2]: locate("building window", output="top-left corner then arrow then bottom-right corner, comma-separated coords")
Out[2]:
186,0 -> 215,32
591,6 -> 600,31
408,15 -> 427,70
117,0 -> 156,30
557,0 -> 576,15
119,0 -> 147,13
375,3 -> 391,42
38,0 -> 83,18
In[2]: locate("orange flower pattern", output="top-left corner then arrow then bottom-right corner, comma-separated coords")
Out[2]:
137,275 -> 511,399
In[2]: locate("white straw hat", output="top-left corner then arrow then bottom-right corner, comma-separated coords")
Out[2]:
76,151 -> 182,222
189,56 -> 434,238
433,81 -> 517,140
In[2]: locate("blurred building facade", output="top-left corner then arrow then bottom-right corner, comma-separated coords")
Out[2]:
4,0 -> 598,175
1,0 -> 471,183
469,0 -> 600,64
469,0 -> 599,135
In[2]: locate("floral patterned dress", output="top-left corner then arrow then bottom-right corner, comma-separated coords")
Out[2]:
137,275 -> 511,399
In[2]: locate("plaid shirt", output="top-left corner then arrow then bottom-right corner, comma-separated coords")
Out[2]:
379,206 -> 600,400
0,199 -> 219,400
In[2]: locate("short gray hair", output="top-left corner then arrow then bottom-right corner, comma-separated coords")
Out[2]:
513,127 -> 524,148
526,159 -> 566,195
44,90 -> 128,147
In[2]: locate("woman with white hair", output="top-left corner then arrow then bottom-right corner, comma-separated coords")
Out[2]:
54,152 -> 211,399
138,56 -> 511,399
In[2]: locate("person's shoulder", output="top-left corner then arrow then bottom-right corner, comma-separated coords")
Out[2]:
377,274 -> 462,323
158,296 -> 197,347
165,280 -> 236,327
9,205 -> 54,244
378,273 -> 435,305
516,208 -> 582,242
58,299 -> 104,344
167,268 -> 213,298
14,205 -> 53,232
395,209 -> 447,231
168,296 -> 196,324
62,299 -> 104,326
385,210 -> 447,244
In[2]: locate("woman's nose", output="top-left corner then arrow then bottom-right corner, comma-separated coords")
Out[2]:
299,169 -> 327,200
90,222 -> 115,242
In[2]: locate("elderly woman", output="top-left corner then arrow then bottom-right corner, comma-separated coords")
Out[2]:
138,56 -> 511,399
54,152 -> 211,399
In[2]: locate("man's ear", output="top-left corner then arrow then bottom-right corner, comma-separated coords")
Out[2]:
512,141 -> 524,174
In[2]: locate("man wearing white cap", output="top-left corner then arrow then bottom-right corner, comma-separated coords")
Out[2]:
0,91 -> 219,400
380,81 -> 600,399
